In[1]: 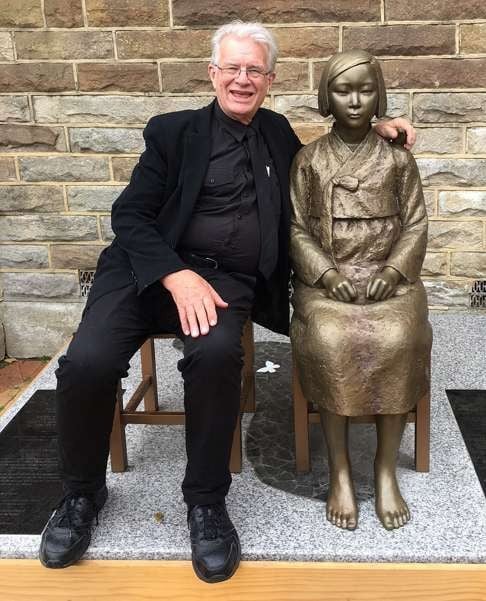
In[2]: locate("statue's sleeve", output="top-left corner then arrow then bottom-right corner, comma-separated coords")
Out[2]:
385,149 -> 428,283
289,153 -> 336,286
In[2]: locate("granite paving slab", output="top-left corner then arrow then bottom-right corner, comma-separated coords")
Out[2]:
1,312 -> 485,563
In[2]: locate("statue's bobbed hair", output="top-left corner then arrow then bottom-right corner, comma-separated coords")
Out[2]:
318,50 -> 387,119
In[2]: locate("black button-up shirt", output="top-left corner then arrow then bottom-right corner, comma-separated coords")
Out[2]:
179,101 -> 278,276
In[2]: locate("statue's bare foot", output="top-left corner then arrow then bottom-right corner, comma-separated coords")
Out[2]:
326,468 -> 358,530
374,464 -> 410,530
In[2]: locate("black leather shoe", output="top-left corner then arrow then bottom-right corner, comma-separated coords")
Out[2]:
188,502 -> 241,583
39,486 -> 108,568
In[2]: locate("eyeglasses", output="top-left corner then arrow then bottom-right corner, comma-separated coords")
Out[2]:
212,64 -> 271,81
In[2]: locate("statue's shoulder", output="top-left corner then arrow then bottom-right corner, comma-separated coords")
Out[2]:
294,132 -> 331,165
388,139 -> 417,172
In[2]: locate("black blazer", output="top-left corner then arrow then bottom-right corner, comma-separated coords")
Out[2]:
90,100 -> 302,335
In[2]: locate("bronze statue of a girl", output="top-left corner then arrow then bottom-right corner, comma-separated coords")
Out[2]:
290,50 -> 432,531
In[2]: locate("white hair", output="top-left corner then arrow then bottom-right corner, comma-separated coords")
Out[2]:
211,20 -> 278,72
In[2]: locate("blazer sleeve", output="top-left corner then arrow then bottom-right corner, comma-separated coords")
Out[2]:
385,148 -> 428,283
290,152 -> 336,286
111,116 -> 187,294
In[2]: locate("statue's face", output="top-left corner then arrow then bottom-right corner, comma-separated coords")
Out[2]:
328,63 -> 378,131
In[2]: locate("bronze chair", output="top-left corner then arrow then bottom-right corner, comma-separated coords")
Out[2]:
110,320 -> 256,474
292,357 -> 430,473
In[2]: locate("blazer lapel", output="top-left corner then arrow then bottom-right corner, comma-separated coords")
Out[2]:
178,101 -> 213,221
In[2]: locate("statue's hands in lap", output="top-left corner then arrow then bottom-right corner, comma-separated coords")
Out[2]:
161,269 -> 228,338
366,266 -> 402,301
321,269 -> 357,303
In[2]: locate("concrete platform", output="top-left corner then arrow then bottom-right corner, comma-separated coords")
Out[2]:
1,312 -> 485,564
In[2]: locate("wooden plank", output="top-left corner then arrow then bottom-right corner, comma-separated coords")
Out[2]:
121,411 -> 186,425
140,338 -> 159,411
109,382 -> 128,472
124,377 -> 152,413
2,560 -> 485,601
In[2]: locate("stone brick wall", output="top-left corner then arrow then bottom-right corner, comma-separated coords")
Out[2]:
1,0 -> 486,357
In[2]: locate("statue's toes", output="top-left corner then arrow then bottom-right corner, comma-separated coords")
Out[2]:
382,513 -> 394,530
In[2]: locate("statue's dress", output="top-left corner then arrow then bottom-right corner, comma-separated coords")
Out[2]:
290,128 -> 432,416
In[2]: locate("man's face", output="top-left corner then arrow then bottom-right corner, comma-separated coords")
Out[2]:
208,35 -> 275,125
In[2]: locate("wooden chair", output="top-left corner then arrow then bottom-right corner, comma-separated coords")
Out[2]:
292,357 -> 430,473
110,320 -> 256,474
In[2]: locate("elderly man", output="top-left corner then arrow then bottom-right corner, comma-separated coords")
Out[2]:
39,21 -> 415,582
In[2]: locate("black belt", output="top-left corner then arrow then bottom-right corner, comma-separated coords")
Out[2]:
179,251 -> 219,269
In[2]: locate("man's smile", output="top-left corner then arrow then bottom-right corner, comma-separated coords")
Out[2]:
229,90 -> 254,100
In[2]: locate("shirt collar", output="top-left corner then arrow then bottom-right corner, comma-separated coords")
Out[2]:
214,100 -> 260,142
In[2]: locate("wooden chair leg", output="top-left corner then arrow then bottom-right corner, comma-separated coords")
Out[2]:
229,415 -> 242,473
415,389 -> 430,472
293,359 -> 311,472
141,338 -> 158,411
241,320 -> 256,413
110,381 -> 128,472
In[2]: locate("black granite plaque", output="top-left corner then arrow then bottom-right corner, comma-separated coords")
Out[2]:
0,390 -> 63,534
448,389 -> 486,497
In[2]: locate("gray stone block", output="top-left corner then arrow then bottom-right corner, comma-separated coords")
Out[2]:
0,96 -> 30,122
67,185 -> 124,212
100,215 -> 114,241
417,158 -> 486,186
423,190 -> 436,216
0,245 -> 49,268
3,301 -> 84,357
428,220 -> 483,249
424,279 -> 470,307
467,127 -> 486,153
0,272 -> 80,299
0,215 -> 98,241
439,191 -> 486,217
69,127 -> 144,153
386,93 -> 410,118
15,30 -> 114,60
19,156 -> 110,182
275,93 -> 408,123
0,185 -> 64,213
274,94 -> 321,122
413,127 -> 463,155
421,252 -> 448,277
414,93 -> 486,123
0,32 -> 14,60
32,95 -> 212,124
451,252 -> 486,278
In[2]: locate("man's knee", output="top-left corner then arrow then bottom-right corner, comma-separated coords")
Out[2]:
181,322 -> 244,374
57,340 -> 126,389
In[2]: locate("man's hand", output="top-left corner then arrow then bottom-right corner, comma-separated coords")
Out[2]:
374,117 -> 416,150
321,269 -> 357,303
366,266 -> 402,301
161,269 -> 228,337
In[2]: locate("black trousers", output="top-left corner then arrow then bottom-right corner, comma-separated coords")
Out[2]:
55,267 -> 255,506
